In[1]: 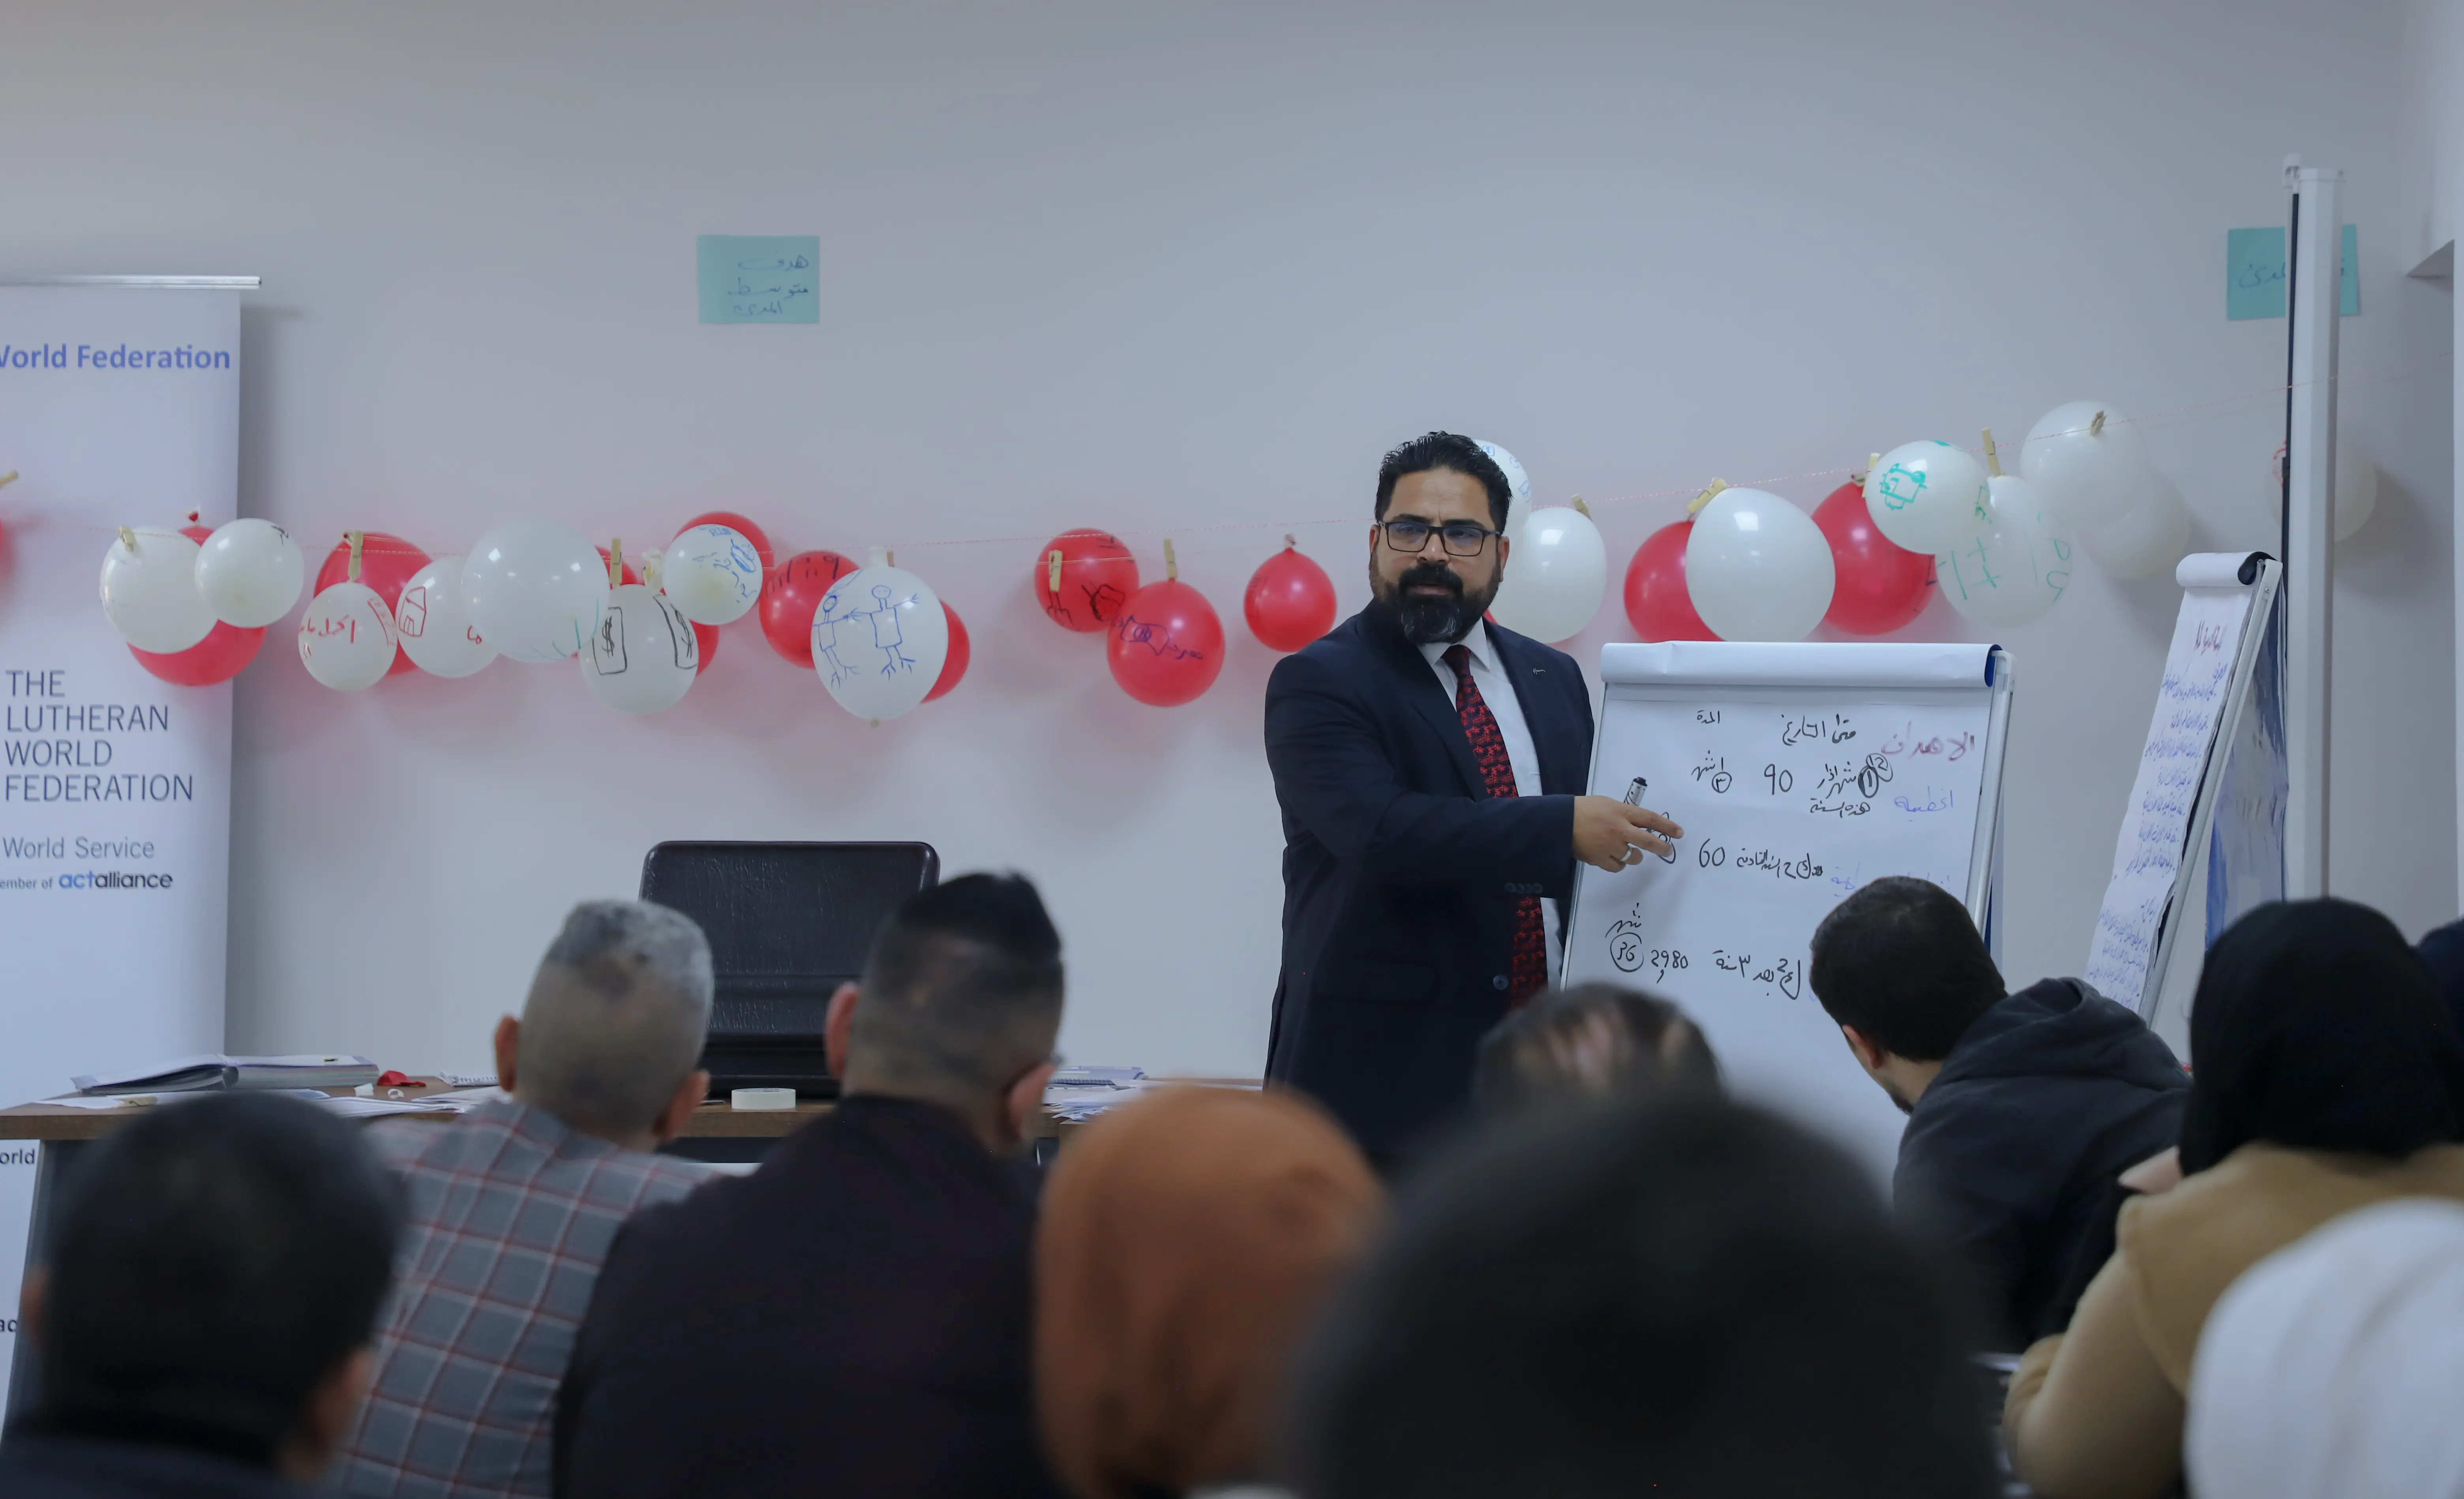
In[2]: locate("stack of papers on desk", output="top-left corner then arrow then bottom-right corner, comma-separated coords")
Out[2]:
72,1054 -> 379,1096
1044,1067 -> 1150,1122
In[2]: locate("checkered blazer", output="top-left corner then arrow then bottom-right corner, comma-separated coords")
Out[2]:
334,1098 -> 713,1499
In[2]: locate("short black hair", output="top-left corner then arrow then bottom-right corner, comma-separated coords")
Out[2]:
1809,876 -> 2006,1061
1473,982 -> 1720,1113
36,1092 -> 402,1465
1287,1097 -> 1995,1498
854,871 -> 1065,1098
1375,432 -> 1512,531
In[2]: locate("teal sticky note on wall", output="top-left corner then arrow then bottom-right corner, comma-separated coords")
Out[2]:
2225,224 -> 2358,320
698,235 -> 819,324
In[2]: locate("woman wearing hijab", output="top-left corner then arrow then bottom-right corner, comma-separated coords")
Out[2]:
2186,1198 -> 2464,1499
2003,898 -> 2464,1499
1035,1087 -> 1384,1499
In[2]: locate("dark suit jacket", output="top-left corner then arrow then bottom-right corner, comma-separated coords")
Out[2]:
551,1096 -> 1066,1499
1262,602 -> 1594,1157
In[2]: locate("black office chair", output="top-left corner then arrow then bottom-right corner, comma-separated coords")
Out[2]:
639,841 -> 939,1098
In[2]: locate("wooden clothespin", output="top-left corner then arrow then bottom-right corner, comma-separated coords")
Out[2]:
1048,549 -> 1063,592
0,470 -> 19,491
346,530 -> 366,583
886,548 -> 896,568
1164,538 -> 1178,582
1570,495 -> 1591,517
1686,479 -> 1728,516
1284,532 -> 1297,549
2089,410 -> 2107,438
606,538 -> 624,587
117,525 -> 138,551
1981,428 -> 2003,478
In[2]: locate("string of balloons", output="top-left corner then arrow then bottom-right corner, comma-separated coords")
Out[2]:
62,368 -> 2405,718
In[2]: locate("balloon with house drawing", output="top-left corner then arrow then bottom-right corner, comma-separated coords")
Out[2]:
810,550 -> 950,721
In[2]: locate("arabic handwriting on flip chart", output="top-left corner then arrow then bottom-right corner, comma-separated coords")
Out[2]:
697,235 -> 821,325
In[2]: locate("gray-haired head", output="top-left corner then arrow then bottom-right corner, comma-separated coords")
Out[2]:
518,900 -> 714,1139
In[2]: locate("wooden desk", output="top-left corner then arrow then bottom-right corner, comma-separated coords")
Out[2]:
0,1081 -> 866,1144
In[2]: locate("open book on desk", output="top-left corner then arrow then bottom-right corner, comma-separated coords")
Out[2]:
71,1054 -> 379,1096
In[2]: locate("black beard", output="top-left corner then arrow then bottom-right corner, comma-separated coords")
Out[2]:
1373,559 -> 1499,646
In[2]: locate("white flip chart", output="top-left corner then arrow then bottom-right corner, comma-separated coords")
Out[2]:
1565,642 -> 2014,1179
2086,552 -> 2283,1021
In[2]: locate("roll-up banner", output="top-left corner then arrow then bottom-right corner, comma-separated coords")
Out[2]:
0,285 -> 241,1398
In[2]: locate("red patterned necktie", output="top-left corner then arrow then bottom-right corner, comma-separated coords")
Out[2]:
1444,644 -> 1548,1005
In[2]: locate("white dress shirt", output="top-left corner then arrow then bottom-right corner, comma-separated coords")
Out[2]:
1421,622 -> 1562,986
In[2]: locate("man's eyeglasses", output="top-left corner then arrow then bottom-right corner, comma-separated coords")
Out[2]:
1378,518 -> 1502,557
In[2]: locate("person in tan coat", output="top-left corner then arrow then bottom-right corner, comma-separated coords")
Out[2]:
2004,898 -> 2464,1499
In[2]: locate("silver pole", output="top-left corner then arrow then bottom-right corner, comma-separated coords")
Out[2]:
2282,158 -> 2340,898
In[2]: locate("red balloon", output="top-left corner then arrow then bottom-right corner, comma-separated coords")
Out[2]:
758,549 -> 857,667
677,510 -> 775,572
1812,481 -> 1932,636
595,545 -> 643,586
315,532 -> 430,677
1243,544 -> 1337,652
692,621 -> 720,675
925,604 -> 969,702
1108,579 -> 1224,706
1035,529 -> 1139,633
1623,521 -> 1718,642
130,620 -> 266,686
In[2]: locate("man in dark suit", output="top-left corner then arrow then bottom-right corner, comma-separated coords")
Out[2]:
552,874 -> 1068,1499
1264,432 -> 1683,1160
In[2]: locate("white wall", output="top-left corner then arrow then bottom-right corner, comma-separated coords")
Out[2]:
2,0 -> 2450,1082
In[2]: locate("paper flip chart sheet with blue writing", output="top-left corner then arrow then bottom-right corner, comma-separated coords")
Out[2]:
2084,560 -> 2264,1013
697,235 -> 819,324
1565,642 -> 2005,1179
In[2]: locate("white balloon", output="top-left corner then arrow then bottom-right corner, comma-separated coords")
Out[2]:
660,523 -> 764,625
1865,441 -> 1993,554
583,583 -> 699,714
1936,474 -> 2073,628
812,551 -> 950,721
2021,401 -> 2154,530
2081,470 -> 2192,579
1476,440 -> 1534,516
1487,504 -> 1607,643
1684,487 -> 1836,642
99,528 -> 215,653
394,556 -> 498,678
192,518 -> 304,628
297,581 -> 399,691
463,519 -> 608,664
2264,435 -> 2378,542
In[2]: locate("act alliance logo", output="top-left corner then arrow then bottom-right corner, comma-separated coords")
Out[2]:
57,870 -> 174,891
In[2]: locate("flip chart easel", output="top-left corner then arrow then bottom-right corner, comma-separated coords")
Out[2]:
2084,552 -> 2284,1030
1563,641 -> 2015,1178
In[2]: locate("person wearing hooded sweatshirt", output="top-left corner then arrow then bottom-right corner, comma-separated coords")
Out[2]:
1808,876 -> 2188,1351
2002,897 -> 2464,1499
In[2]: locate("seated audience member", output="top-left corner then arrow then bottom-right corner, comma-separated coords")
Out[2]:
1036,1087 -> 1382,1499
2186,1198 -> 2464,1499
1470,980 -> 1719,1113
2004,897 -> 2464,1499
335,900 -> 717,1499
2417,912 -> 2464,1039
1809,875 -> 2187,1349
1289,1095 -> 1996,1499
553,873 -> 1069,1499
0,1093 -> 402,1498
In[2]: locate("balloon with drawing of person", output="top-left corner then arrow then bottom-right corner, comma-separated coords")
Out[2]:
811,550 -> 949,721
